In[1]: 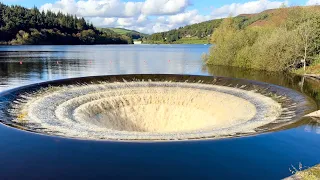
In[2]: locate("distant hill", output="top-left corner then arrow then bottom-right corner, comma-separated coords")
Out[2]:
146,6 -> 320,44
99,27 -> 148,40
104,28 -> 146,35
145,19 -> 222,44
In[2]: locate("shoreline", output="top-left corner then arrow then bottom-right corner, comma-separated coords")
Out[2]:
284,164 -> 320,180
0,43 -> 132,46
304,74 -> 320,81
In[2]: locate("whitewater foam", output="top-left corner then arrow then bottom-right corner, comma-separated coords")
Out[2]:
10,81 -> 283,140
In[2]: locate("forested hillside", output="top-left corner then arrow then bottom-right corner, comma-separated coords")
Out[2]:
100,28 -> 148,41
0,3 -> 132,45
146,19 -> 222,44
204,6 -> 320,72
146,7 -> 282,44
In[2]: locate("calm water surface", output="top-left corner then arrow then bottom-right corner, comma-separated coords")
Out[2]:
0,45 -> 319,180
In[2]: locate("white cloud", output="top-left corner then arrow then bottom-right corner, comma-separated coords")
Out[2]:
141,0 -> 190,15
40,0 -> 189,17
39,0 -> 290,34
89,10 -> 210,34
117,17 -> 136,26
168,10 -> 211,25
41,0 -> 143,17
41,0 -> 77,15
306,0 -> 320,5
137,14 -> 148,23
88,17 -> 117,26
211,0 -> 287,19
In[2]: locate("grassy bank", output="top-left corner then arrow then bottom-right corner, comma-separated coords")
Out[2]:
286,164 -> 320,180
103,28 -> 133,35
173,38 -> 209,44
145,37 -> 209,44
293,58 -> 320,75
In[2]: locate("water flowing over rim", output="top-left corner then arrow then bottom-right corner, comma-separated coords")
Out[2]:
0,74 -> 317,142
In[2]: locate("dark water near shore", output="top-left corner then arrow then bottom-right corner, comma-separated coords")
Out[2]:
0,45 -> 319,180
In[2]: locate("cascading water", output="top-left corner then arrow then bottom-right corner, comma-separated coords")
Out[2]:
0,75 -> 316,141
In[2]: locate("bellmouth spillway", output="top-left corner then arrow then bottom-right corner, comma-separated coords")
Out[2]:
0,75 -> 316,141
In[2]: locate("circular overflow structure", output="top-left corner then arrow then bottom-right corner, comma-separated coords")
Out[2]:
0,74 -> 316,141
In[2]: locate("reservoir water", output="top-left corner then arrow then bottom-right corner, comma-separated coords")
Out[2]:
0,45 -> 319,179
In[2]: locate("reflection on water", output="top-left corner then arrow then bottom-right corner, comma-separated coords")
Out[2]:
0,45 -> 319,179
204,65 -> 320,134
305,120 -> 320,134
0,45 -> 319,133
205,65 -> 320,108
0,45 -> 207,91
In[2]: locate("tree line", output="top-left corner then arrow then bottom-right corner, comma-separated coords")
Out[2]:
204,6 -> 320,72
0,3 -> 132,45
146,19 -> 222,43
145,12 -> 271,44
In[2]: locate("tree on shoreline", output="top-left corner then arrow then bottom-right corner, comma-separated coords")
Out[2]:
204,6 -> 320,72
298,20 -> 317,73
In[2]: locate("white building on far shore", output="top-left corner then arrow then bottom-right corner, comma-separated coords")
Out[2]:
134,41 -> 142,44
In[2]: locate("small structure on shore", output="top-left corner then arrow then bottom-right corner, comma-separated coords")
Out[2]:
134,41 -> 142,44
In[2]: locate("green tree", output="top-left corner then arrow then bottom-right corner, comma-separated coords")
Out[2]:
204,6 -> 320,72
0,2 -> 131,45
79,29 -> 96,44
297,20 -> 318,73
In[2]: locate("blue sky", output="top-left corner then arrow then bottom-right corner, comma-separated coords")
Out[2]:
1,0 -> 318,33
1,0 -> 308,9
